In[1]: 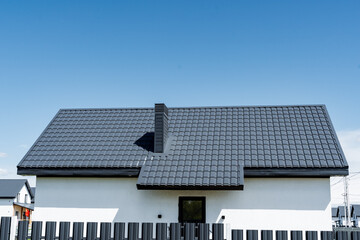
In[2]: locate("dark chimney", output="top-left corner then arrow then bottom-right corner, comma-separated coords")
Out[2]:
154,103 -> 169,153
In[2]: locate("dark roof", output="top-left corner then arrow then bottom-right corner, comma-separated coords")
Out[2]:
17,105 -> 348,189
0,179 -> 33,198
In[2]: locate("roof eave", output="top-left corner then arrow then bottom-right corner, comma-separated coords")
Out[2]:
136,184 -> 244,190
244,167 -> 349,177
17,167 -> 141,177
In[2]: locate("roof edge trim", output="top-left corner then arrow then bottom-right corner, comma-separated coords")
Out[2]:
244,167 -> 349,177
136,184 -> 244,190
17,168 -> 140,177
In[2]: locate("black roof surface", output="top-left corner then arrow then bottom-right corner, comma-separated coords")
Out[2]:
17,104 -> 348,189
0,179 -> 33,198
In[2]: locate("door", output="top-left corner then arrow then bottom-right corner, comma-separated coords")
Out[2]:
178,197 -> 206,223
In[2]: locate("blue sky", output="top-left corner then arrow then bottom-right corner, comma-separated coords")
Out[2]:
0,1 -> 360,202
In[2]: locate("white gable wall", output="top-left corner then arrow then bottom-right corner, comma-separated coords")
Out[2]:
16,185 -> 32,204
33,177 -> 331,231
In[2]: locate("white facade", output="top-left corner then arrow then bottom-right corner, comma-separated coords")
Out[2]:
16,185 -> 32,204
34,177 -> 332,231
0,199 -> 14,217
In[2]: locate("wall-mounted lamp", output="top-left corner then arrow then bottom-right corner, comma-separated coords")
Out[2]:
221,215 -> 225,220
158,214 -> 162,219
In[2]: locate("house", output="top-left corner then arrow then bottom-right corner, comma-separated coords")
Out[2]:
0,179 -> 34,220
332,207 -> 340,227
17,104 -> 348,231
351,205 -> 360,227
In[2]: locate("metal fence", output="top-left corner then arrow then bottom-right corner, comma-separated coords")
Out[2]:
1,217 -> 360,240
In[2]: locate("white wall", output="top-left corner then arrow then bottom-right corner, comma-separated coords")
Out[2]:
33,177 -> 332,231
16,185 -> 32,204
0,199 -> 14,217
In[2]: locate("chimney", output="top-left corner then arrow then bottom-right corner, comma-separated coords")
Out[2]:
154,103 -> 169,153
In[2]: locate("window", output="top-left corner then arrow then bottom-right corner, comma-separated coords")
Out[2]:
178,197 -> 206,223
16,193 -> 20,202
25,194 -> 29,203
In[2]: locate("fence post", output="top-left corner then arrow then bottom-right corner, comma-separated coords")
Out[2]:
291,231 -> 302,240
17,221 -> 29,240
72,222 -> 84,240
198,223 -> 209,240
276,231 -> 288,240
100,223 -> 111,240
170,223 -> 181,240
142,223 -> 153,240
0,217 -> 12,240
59,222 -> 70,240
306,231 -> 317,240
262,231 -> 273,240
45,222 -> 56,240
128,223 -> 140,240
336,231 -> 348,240
114,223 -> 125,240
31,221 -> 43,240
351,231 -> 360,240
213,224 -> 224,240
155,223 -> 167,240
232,230 -> 243,240
247,230 -> 258,240
87,222 -> 98,240
320,232 -> 332,240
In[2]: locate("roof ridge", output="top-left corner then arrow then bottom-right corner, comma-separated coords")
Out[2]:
59,104 -> 326,112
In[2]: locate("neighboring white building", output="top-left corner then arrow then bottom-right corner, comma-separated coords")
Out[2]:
18,104 -> 349,231
0,179 -> 34,220
351,205 -> 360,227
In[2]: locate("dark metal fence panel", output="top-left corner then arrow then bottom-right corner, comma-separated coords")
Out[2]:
247,230 -> 258,240
0,217 -> 11,240
198,223 -> 209,240
320,232 -> 332,240
17,221 -> 29,240
31,221 -> 43,240
232,230 -> 244,240
100,223 -> 111,240
114,223 -> 126,240
306,231 -> 317,240
213,224 -> 224,240
142,223 -> 153,240
72,222 -> 84,240
291,231 -> 302,240
156,223 -> 167,240
59,222 -> 70,240
276,231 -> 288,240
87,222 -> 98,240
351,231 -> 360,240
128,222 -> 140,240
184,223 -> 195,240
336,232 -> 348,240
170,223 -> 181,240
262,231 -> 273,240
45,222 -> 56,240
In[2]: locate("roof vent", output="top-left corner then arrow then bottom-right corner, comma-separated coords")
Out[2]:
154,103 -> 169,153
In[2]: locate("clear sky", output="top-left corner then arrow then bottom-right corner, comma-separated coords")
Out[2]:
0,1 -> 359,204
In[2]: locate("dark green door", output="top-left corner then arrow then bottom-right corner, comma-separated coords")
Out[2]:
178,197 -> 206,223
